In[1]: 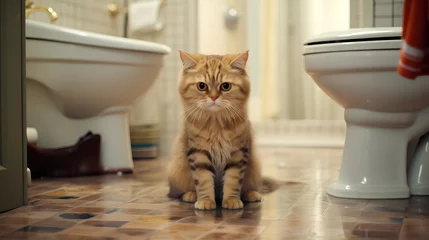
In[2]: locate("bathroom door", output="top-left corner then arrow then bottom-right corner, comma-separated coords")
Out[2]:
0,0 -> 27,213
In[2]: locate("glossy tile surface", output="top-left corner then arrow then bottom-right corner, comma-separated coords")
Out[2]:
1,148 -> 429,239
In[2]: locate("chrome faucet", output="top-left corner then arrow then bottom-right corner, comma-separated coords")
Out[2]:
25,0 -> 59,22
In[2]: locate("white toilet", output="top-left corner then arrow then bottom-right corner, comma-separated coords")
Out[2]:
26,20 -> 170,173
303,27 -> 429,199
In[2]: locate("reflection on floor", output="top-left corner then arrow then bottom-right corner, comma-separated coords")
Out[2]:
0,148 -> 429,239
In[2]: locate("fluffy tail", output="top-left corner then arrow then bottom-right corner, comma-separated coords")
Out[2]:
260,177 -> 303,194
260,176 -> 279,194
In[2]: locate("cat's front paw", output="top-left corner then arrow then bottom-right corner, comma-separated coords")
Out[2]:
242,190 -> 262,202
222,197 -> 244,209
194,199 -> 216,210
181,192 -> 197,203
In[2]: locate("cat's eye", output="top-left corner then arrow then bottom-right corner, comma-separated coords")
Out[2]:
220,82 -> 232,91
196,82 -> 207,91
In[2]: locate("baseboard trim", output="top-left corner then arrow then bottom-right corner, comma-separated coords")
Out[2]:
255,137 -> 344,148
253,120 -> 346,148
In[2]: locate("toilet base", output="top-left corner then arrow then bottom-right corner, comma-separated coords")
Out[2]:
410,185 -> 429,195
330,116 -> 411,199
327,183 -> 409,199
28,108 -> 134,173
92,108 -> 135,173
27,80 -> 134,173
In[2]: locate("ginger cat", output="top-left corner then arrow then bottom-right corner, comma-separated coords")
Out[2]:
167,50 -> 277,210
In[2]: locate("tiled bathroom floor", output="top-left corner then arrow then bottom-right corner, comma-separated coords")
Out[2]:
1,148 -> 429,239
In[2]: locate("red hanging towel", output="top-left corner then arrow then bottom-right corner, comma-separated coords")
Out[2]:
397,0 -> 429,79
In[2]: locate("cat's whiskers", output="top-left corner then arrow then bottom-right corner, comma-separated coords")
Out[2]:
182,105 -> 197,118
188,103 -> 207,127
182,105 -> 199,122
223,102 -> 246,123
223,107 -> 236,121
234,108 -> 247,121
189,108 -> 198,123
195,101 -> 206,123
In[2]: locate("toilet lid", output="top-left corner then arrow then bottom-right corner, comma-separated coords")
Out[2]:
303,27 -> 402,55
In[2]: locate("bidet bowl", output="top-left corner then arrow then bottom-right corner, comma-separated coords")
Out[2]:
26,20 -> 171,119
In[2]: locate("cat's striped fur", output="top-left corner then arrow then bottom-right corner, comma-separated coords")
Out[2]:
167,51 -> 277,210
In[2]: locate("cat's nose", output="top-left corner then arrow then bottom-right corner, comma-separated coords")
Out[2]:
210,95 -> 219,101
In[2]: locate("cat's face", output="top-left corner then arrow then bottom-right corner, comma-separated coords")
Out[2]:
178,51 -> 250,122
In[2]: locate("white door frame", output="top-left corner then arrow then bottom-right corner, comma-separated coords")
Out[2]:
247,0 -> 262,122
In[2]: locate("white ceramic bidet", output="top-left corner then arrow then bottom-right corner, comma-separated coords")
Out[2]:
303,28 -> 429,199
26,20 -> 170,173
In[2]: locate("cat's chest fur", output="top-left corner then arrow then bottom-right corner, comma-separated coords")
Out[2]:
187,121 -> 248,169
187,122 -> 248,200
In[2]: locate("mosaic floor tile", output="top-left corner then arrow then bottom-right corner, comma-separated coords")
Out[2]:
199,231 -> 257,240
403,218 -> 429,226
177,216 -> 224,225
69,207 -> 111,213
48,235 -> 118,240
322,206 -> 363,219
148,223 -> 214,240
0,217 -> 43,225
0,225 -> 22,237
17,225 -> 65,233
399,231 -> 429,240
1,148 -> 429,239
118,203 -> 166,210
360,210 -> 407,218
91,214 -> 138,222
60,225 -> 118,237
108,228 -> 156,239
29,204 -> 72,212
1,210 -> 58,221
109,208 -> 153,215
0,231 -> 52,240
59,213 -> 96,220
30,217 -> 78,229
82,201 -> 125,209
80,220 -> 128,228
214,223 -> 266,234
147,209 -> 195,218
77,194 -> 105,202
120,215 -> 177,230
120,221 -> 170,231
29,199 -> 88,208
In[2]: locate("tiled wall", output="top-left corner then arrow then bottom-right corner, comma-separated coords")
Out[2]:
27,0 -> 125,36
128,0 -> 196,155
27,0 -> 196,155
373,0 -> 403,27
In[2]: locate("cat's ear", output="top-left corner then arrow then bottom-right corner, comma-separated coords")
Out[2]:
230,50 -> 249,71
179,50 -> 198,71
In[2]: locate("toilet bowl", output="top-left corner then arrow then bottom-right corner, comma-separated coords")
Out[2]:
25,20 -> 171,173
303,27 -> 429,199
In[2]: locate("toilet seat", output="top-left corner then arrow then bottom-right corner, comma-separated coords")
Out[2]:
303,27 -> 402,55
